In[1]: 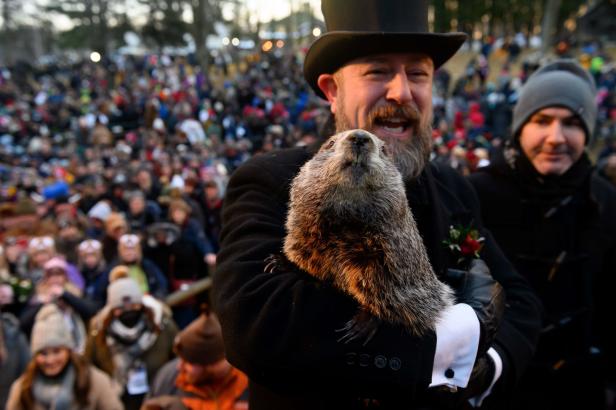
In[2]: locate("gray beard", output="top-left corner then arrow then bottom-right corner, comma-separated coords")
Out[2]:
334,115 -> 433,180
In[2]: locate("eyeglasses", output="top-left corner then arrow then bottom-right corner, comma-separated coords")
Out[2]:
28,236 -> 55,252
78,239 -> 102,253
119,234 -> 140,248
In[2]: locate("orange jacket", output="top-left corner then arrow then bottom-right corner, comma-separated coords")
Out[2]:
176,367 -> 248,410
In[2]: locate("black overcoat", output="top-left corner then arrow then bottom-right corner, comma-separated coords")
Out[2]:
468,152 -> 616,409
214,144 -> 542,409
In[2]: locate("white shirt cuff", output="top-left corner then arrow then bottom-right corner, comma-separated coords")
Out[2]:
430,303 -> 480,389
468,347 -> 503,407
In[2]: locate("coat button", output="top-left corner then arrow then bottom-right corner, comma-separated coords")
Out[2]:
389,357 -> 402,371
445,368 -> 455,378
374,355 -> 387,369
359,354 -> 371,367
345,352 -> 357,365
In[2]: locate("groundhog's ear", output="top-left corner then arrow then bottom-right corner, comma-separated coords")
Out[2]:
317,74 -> 339,113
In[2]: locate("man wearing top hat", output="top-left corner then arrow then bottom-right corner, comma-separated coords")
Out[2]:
213,0 -> 542,408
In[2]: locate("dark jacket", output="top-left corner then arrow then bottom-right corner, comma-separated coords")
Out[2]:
468,150 -> 616,409
0,313 -> 30,408
94,258 -> 169,303
213,144 -> 542,410
169,218 -> 213,280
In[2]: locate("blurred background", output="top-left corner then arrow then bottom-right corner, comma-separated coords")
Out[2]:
0,0 -> 614,75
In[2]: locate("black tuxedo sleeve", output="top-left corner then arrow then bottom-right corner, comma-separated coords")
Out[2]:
213,151 -> 436,399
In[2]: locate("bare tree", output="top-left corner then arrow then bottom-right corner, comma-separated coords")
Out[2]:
45,0 -> 115,53
541,0 -> 562,55
190,0 -> 222,70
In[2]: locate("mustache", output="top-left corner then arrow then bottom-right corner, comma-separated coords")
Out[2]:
366,104 -> 421,129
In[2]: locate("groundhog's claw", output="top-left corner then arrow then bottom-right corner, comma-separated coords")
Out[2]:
336,310 -> 381,346
264,253 -> 296,273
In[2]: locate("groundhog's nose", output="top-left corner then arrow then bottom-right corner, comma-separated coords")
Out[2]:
348,131 -> 372,147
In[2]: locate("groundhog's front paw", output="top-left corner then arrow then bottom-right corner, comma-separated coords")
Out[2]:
336,309 -> 381,346
264,253 -> 294,273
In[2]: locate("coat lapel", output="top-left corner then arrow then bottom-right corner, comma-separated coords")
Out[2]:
406,165 -> 474,277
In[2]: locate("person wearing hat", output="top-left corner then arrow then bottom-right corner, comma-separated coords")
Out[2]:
26,236 -> 57,284
126,190 -> 162,234
86,200 -> 113,240
468,60 -> 616,409
103,212 -> 129,263
213,0 -> 541,408
6,304 -> 123,410
26,236 -> 85,292
85,269 -> 178,410
142,311 -> 248,410
95,234 -> 168,303
19,256 -> 96,353
77,239 -> 109,305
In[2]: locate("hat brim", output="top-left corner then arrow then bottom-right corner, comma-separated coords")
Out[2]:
304,32 -> 467,99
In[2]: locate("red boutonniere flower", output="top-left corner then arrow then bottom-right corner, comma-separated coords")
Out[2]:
443,225 -> 485,266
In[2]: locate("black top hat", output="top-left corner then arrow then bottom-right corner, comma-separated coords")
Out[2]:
304,0 -> 467,99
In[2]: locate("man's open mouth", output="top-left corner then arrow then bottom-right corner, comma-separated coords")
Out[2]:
374,116 -> 412,134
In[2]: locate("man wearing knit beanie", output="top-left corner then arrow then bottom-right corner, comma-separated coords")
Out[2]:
143,311 -> 248,410
468,59 -> 616,409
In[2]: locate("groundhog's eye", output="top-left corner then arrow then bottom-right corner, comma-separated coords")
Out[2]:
326,139 -> 336,149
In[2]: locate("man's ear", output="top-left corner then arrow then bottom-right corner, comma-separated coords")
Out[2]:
317,74 -> 339,114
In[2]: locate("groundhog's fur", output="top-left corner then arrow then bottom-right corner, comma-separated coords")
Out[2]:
284,129 -> 454,335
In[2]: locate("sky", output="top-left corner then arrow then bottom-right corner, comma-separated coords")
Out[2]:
16,0 -> 323,32
245,0 -> 322,23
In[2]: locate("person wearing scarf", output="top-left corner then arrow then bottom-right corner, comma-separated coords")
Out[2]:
468,59 -> 616,409
6,304 -> 122,409
142,310 -> 249,410
85,267 -> 178,410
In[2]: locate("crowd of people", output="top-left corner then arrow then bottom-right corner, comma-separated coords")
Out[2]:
1,0 -> 616,407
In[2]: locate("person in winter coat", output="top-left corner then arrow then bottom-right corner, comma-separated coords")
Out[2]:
468,59 -> 616,409
168,198 -> 216,271
94,234 -> 169,303
19,257 -> 97,352
85,268 -> 178,410
213,0 -> 542,408
143,311 -> 249,410
25,236 -> 84,290
0,311 -> 30,408
125,190 -> 161,234
77,239 -> 108,307
167,199 -> 215,327
6,304 -> 123,410
102,213 -> 129,264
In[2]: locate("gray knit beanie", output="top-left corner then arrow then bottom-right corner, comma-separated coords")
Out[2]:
107,276 -> 143,309
512,59 -> 597,141
31,304 -> 75,353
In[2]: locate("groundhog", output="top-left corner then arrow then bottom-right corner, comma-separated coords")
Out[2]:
280,129 -> 454,342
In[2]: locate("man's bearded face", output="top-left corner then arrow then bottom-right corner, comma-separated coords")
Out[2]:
334,92 -> 433,179
327,53 -> 435,180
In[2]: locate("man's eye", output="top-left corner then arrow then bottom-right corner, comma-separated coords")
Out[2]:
532,117 -> 552,126
326,139 -> 336,149
366,68 -> 387,76
563,118 -> 583,128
